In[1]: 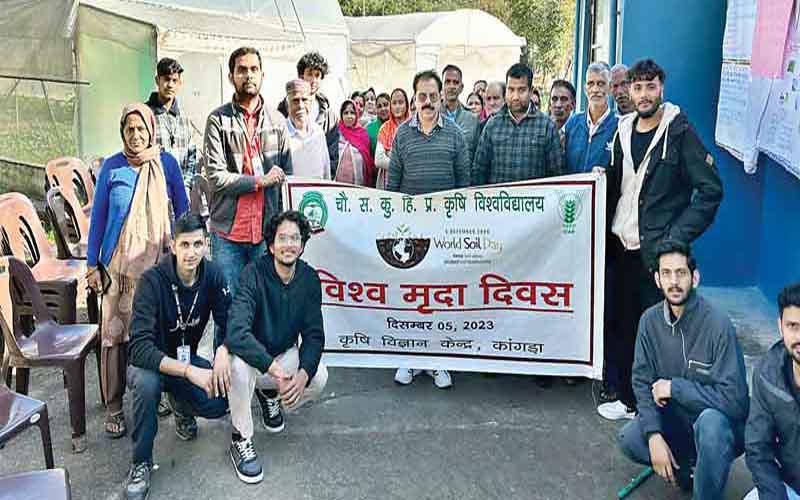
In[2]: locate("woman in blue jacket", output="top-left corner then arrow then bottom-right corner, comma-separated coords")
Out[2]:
86,103 -> 188,439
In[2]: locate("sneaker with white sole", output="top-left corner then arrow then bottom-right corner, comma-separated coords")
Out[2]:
597,400 -> 636,420
394,368 -> 421,385
426,369 -> 453,389
254,389 -> 284,433
229,436 -> 263,484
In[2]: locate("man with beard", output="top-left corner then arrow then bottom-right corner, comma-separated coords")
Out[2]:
442,64 -> 479,163
549,79 -> 576,133
597,58 -> 723,421
388,69 -> 469,389
278,52 -> 340,174
472,63 -> 564,186
611,64 -> 635,116
204,47 -> 292,300
618,240 -> 749,500
224,210 -> 327,483
744,283 -> 800,500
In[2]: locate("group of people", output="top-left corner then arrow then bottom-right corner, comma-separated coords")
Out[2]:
80,45 -> 799,500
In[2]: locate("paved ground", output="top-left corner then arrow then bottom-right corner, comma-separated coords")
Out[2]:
0,286 -> 780,500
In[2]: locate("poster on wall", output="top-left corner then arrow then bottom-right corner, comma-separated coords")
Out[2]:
283,175 -> 606,378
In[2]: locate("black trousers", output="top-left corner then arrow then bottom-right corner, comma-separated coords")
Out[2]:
604,238 -> 661,409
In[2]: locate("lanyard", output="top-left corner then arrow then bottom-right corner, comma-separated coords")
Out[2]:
171,284 -> 199,346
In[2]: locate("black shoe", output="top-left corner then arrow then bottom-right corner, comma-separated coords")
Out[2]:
125,462 -> 152,500
598,387 -> 618,404
168,394 -> 197,441
229,436 -> 263,484
254,389 -> 285,433
675,460 -> 695,492
157,393 -> 172,418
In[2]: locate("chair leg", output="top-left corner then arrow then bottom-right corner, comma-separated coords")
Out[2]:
37,405 -> 55,469
64,359 -> 87,439
1,352 -> 10,387
14,366 -> 30,395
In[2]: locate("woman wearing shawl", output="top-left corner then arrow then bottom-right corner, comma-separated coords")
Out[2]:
86,103 -> 188,439
336,99 -> 375,186
374,88 -> 410,190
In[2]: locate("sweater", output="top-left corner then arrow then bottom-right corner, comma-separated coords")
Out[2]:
128,256 -> 231,372
224,256 -> 324,381
563,109 -> 618,173
87,151 -> 188,267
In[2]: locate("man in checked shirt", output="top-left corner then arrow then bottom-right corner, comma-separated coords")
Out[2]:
471,63 -> 565,186
146,58 -> 198,195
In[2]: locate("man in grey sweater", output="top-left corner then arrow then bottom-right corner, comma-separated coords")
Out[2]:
744,282 -> 800,500
617,239 -> 749,499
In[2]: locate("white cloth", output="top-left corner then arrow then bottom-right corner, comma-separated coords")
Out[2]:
229,347 -> 328,440
586,106 -> 611,140
287,120 -> 331,179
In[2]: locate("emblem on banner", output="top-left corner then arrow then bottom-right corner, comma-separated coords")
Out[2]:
299,191 -> 328,233
557,192 -> 583,234
376,224 -> 431,269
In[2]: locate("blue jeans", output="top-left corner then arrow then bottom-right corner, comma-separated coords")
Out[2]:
618,407 -> 744,500
744,484 -> 800,499
210,232 -> 265,347
128,355 -> 228,464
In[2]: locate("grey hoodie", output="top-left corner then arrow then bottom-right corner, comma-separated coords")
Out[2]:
745,340 -> 800,499
632,290 -> 750,437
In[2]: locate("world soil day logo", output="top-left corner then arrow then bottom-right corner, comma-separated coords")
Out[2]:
376,224 -> 431,269
298,191 -> 328,233
557,191 -> 583,234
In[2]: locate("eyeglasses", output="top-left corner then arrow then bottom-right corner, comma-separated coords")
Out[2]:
415,92 -> 440,103
277,234 -> 302,244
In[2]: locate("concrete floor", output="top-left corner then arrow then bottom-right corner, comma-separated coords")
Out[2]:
0,286 -> 781,500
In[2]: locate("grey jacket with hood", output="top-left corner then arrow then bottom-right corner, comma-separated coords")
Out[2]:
745,340 -> 800,499
632,290 -> 750,437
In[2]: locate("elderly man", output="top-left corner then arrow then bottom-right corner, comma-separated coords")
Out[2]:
564,62 -> 618,173
549,79 -> 576,132
442,64 -> 479,164
611,64 -> 635,115
284,79 -> 330,179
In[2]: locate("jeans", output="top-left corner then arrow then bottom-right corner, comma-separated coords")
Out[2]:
618,407 -> 744,500
128,355 -> 228,464
743,484 -> 800,500
210,232 -> 265,347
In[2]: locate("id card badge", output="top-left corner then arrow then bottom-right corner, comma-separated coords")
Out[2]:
251,154 -> 265,177
177,345 -> 191,365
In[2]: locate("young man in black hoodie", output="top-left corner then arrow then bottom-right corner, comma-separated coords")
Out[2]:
224,210 -> 328,484
125,214 -> 231,500
744,283 -> 800,500
617,240 -> 749,500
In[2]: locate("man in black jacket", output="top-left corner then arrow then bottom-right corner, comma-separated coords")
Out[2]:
278,51 -> 339,174
125,214 -> 231,500
598,59 -> 723,421
224,210 -> 328,484
744,283 -> 800,500
617,240 -> 748,500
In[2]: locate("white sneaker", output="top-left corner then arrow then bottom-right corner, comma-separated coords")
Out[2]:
426,369 -> 453,389
597,400 -> 635,420
394,368 -> 420,385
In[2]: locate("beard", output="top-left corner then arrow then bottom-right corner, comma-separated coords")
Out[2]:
663,283 -> 692,306
637,95 -> 662,118
236,80 -> 260,99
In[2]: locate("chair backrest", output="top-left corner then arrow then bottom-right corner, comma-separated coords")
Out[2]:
45,157 -> 95,206
0,193 -> 55,266
0,257 -> 53,361
46,187 -> 85,252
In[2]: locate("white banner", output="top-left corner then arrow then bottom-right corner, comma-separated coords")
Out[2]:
284,173 -> 606,378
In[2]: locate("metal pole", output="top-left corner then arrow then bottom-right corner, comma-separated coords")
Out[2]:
609,0 -> 618,67
572,0 -> 582,87
40,81 -> 67,156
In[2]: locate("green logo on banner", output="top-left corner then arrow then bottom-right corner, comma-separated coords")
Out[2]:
557,192 -> 583,234
299,191 -> 328,233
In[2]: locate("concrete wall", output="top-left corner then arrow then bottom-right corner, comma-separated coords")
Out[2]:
0,157 -> 46,204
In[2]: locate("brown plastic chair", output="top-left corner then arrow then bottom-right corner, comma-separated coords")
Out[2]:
0,385 -> 54,469
44,156 -> 94,210
0,257 -> 100,453
46,187 -> 88,260
0,192 -> 86,326
0,468 -> 71,500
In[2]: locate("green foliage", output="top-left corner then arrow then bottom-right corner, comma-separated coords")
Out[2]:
339,0 -> 576,81
0,94 -> 78,164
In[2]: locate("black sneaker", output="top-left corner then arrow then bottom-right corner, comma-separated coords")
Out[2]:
157,394 -> 172,418
168,394 -> 197,441
598,386 -> 618,404
125,462 -> 152,500
229,436 -> 263,484
254,389 -> 285,433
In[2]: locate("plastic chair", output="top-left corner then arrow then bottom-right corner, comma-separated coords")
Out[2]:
0,257 -> 100,453
44,156 -> 94,210
46,187 -> 88,261
0,468 -> 71,500
0,385 -> 54,468
0,192 -> 86,326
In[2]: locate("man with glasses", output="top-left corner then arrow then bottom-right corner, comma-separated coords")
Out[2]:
224,210 -> 328,483
387,69 -> 469,389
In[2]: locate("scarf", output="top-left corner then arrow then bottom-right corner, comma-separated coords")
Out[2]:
378,91 -> 410,152
338,101 -> 375,185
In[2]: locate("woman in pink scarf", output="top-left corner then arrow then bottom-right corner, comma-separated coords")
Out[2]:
336,99 -> 375,186
374,88 -> 410,189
